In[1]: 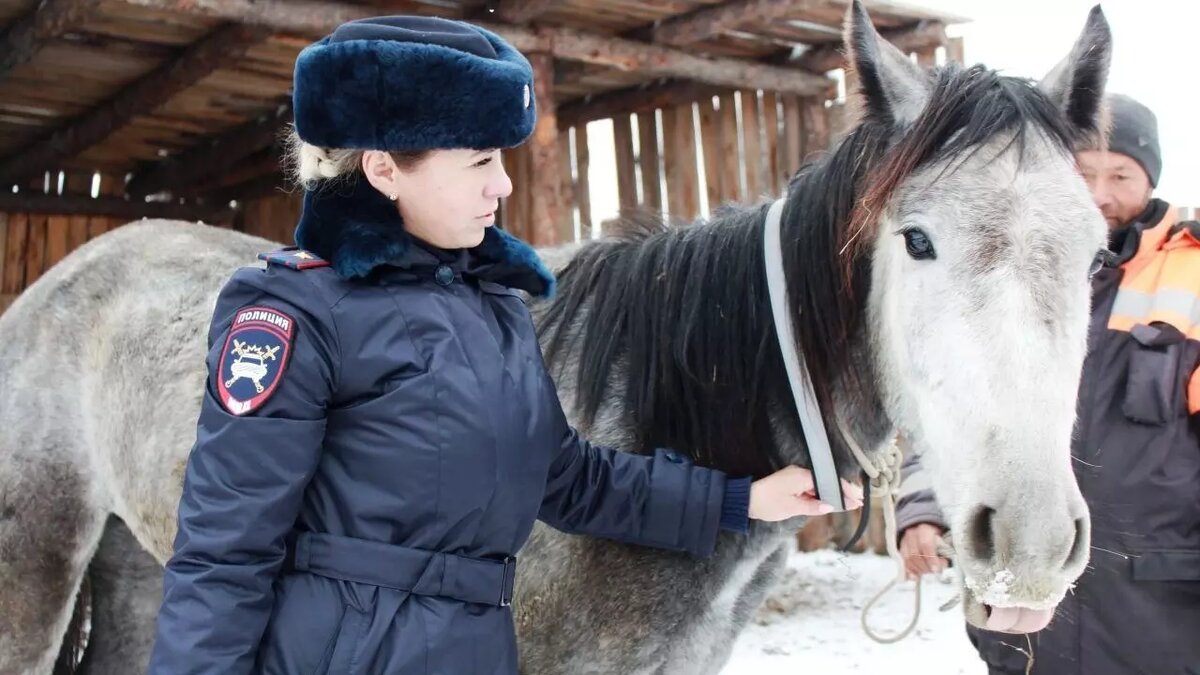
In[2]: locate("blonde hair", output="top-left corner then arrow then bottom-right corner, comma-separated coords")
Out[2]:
283,126 -> 430,190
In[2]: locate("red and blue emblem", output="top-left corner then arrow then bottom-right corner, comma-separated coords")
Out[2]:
217,305 -> 295,416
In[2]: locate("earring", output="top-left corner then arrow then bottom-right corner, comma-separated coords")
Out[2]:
388,193 -> 398,201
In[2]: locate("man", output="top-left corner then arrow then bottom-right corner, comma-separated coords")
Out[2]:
896,93 -> 1200,675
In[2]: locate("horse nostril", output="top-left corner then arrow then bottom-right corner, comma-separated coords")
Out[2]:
1065,516 -> 1088,570
968,505 -> 997,562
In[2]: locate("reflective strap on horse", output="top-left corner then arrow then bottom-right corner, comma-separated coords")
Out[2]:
763,196 -> 924,643
761,197 -> 845,512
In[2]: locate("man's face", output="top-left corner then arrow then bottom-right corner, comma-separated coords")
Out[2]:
1076,150 -> 1154,229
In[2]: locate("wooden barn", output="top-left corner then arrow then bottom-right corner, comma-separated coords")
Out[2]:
0,0 -> 966,552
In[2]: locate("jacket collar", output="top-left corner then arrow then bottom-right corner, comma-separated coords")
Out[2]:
1111,198 -> 1172,267
294,174 -> 555,297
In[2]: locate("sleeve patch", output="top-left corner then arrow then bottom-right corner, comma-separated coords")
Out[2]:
216,306 -> 296,416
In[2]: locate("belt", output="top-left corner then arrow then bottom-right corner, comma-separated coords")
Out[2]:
282,531 -> 516,607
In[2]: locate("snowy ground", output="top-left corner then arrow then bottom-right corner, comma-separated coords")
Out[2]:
722,549 -> 988,675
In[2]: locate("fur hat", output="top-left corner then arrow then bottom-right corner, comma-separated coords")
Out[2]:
293,16 -> 536,151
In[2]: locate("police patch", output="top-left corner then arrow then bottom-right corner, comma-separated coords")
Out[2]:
217,306 -> 295,416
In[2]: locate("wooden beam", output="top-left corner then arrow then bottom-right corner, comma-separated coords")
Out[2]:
0,193 -> 233,221
559,80 -> 728,129
0,0 -> 100,82
653,0 -> 822,47
636,111 -> 661,212
795,21 -> 947,73
116,0 -> 446,35
126,103 -> 291,197
526,53 -> 566,246
0,23 -> 271,184
489,0 -> 559,24
533,23 -> 834,95
114,0 -> 833,94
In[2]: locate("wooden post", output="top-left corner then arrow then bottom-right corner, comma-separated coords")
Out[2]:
612,114 -> 638,211
557,130 -> 576,243
526,53 -> 565,246
801,98 -> 830,162
717,94 -> 741,204
575,125 -> 593,237
663,104 -> 698,221
761,91 -> 781,195
24,213 -> 47,287
3,213 -> 28,297
947,36 -> 965,64
782,94 -> 802,179
916,47 -> 936,69
697,96 -> 723,213
636,111 -> 661,212
65,171 -> 91,252
741,91 -> 764,201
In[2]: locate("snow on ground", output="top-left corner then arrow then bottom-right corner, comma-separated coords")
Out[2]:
722,549 -> 988,675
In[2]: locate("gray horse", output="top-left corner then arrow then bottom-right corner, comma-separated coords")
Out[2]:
0,4 -> 1112,673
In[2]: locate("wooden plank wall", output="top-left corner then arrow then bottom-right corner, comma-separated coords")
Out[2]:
0,170 -> 235,315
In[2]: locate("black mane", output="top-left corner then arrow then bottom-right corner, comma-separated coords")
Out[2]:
537,63 -> 1076,479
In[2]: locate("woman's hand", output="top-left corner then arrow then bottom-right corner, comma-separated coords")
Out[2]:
748,466 -> 864,521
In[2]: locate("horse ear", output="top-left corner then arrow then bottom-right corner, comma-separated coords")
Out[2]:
1037,6 -> 1112,146
843,0 -> 931,126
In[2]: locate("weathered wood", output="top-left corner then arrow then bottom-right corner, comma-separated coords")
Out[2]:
45,215 -> 70,269
800,97 -> 829,163
612,115 -> 638,210
0,23 -> 272,184
947,36 -> 964,64
540,23 -> 834,95
2,213 -> 28,295
557,131 -> 575,242
916,46 -> 936,68
24,214 -> 47,287
781,94 -> 802,177
0,193 -> 231,221
653,0 -> 823,46
636,111 -> 661,212
574,124 -> 593,236
761,91 -> 782,194
127,103 -> 291,197
490,0 -> 559,24
741,91 -> 765,200
114,0 -> 833,94
527,53 -> 566,246
0,0 -> 100,82
0,213 -> 7,301
68,214 -> 89,252
559,80 -> 726,130
663,104 -> 699,221
796,21 -> 947,73
697,95 -> 723,212
116,0 -> 442,35
717,94 -> 741,203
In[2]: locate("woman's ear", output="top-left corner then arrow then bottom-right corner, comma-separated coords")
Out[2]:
361,150 -> 401,200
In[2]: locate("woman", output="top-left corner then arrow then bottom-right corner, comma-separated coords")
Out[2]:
148,15 -> 862,675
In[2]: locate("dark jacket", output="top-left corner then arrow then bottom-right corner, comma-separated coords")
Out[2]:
147,180 -> 752,675
897,199 -> 1200,675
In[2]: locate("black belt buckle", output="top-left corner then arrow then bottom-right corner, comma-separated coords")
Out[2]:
499,556 -> 516,607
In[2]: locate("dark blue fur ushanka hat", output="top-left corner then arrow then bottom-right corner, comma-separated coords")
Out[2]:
293,16 -> 536,151
287,16 -> 555,297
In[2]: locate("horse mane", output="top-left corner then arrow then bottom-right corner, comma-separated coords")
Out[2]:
538,63 -> 1076,479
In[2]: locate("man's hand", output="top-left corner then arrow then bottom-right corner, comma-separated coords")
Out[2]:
899,522 -> 950,580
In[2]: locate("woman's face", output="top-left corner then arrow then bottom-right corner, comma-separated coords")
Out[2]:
364,148 -> 512,248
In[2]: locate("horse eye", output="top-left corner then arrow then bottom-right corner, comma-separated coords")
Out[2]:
1090,249 -> 1114,277
903,228 -> 936,260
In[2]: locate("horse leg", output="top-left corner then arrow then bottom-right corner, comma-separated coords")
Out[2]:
0,458 -> 106,674
75,516 -> 164,675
